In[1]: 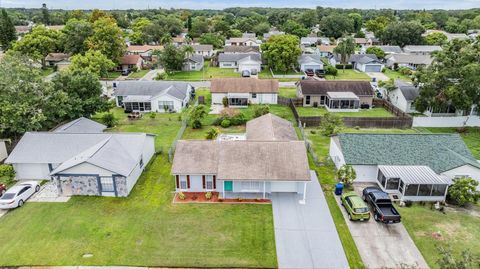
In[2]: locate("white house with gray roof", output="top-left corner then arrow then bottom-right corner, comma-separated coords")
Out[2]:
182,54 -> 204,71
5,119 -> 155,197
403,45 -> 442,55
54,117 -> 107,133
113,81 -> 193,113
388,81 -> 419,113
218,53 -> 261,73
329,133 -> 480,201
298,54 -> 324,72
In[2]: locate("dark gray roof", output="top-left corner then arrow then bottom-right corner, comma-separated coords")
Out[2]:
377,46 -> 402,54
298,80 -> 374,96
403,45 -> 442,53
395,81 -> 419,101
298,54 -> 323,65
218,53 -> 261,63
113,81 -> 191,101
334,53 -> 379,63
335,133 -> 480,173
54,117 -> 106,133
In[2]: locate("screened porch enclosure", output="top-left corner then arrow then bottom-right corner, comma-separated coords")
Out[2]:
122,95 -> 152,112
325,91 -> 360,111
376,165 -> 450,202
227,93 -> 249,107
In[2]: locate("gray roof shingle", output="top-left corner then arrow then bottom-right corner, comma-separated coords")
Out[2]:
298,80 -> 374,96
246,113 -> 298,141
218,53 -> 261,63
113,81 -> 191,101
54,117 -> 106,133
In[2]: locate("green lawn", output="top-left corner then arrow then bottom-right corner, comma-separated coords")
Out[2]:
398,205 -> 480,269
101,71 -> 122,80
325,69 -> 371,80
0,108 -> 277,267
258,69 -> 301,82
165,61 -> 238,81
279,87 -> 297,98
383,68 -> 413,82
41,67 -> 55,77
296,107 -> 394,117
127,69 -> 150,79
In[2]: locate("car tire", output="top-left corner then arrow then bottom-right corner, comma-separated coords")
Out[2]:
374,213 -> 379,222
35,185 -> 40,192
348,214 -> 352,221
18,200 -> 24,207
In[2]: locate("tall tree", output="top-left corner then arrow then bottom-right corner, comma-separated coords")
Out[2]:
41,3 -> 50,25
261,34 -> 301,73
69,50 -> 116,78
380,21 -> 425,47
333,37 -> 356,71
282,20 -> 309,38
158,44 -> 186,72
424,32 -> 448,45
199,33 -> 224,49
87,17 -> 125,63
62,19 -> 93,55
320,14 -> 354,39
0,9 -> 16,50
348,13 -> 363,33
130,17 -> 153,45
11,25 -> 61,68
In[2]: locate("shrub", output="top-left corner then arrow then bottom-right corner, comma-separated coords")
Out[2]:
320,112 -> 344,136
220,108 -> 240,118
447,177 -> 480,206
191,120 -> 202,129
336,165 -> 357,187
335,64 -> 352,69
101,112 -> 118,128
404,200 -> 413,207
0,164 -> 15,185
222,96 -> 229,107
155,72 -> 167,80
178,192 -> 186,200
213,108 -> 247,126
205,127 -> 220,140
189,105 -> 208,129
205,192 -> 212,200
253,105 -> 270,118
221,119 -> 231,128
148,112 -> 157,119
398,67 -> 413,76
325,65 -> 338,76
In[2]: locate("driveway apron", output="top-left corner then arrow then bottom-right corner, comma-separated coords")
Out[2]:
271,171 -> 349,269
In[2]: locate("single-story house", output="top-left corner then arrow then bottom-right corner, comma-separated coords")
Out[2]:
172,36 -> 188,46
385,54 -> 433,70
296,80 -> 375,111
54,117 -> 107,133
126,45 -> 163,61
182,54 -> 204,71
375,45 -> 403,55
301,37 -> 321,47
118,54 -> 143,72
113,81 -> 194,113
191,44 -> 214,58
298,54 -> 324,72
403,45 -> 442,55
318,44 -> 336,57
211,78 -> 278,107
5,118 -> 155,197
354,38 -> 370,46
45,53 -> 70,69
15,25 -> 31,35
225,37 -> 262,47
263,30 -> 285,40
171,114 -> 311,199
242,32 -> 257,38
354,55 -> 384,73
388,81 -> 419,113
223,46 -> 260,54
329,133 -> 480,200
218,53 -> 261,73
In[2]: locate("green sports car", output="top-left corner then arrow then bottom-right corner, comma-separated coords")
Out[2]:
341,191 -> 370,221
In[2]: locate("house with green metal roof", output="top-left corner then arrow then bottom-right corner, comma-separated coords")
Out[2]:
329,133 -> 480,202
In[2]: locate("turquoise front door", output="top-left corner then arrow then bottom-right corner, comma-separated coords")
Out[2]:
224,181 -> 233,191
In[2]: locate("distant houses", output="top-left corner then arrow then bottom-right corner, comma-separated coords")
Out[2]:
218,53 -> 262,73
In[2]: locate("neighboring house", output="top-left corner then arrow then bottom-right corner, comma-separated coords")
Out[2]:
223,46 -> 260,54
354,38 -> 370,46
385,53 -> 433,70
191,44 -> 214,58
225,37 -> 262,47
45,53 -> 70,70
298,54 -> 324,72
388,81 -> 419,113
171,113 -> 311,199
242,32 -> 257,38
403,45 -> 442,55
5,118 -> 155,197
118,54 -> 143,72
126,45 -> 163,61
182,54 -> 204,71
376,45 -> 403,55
331,54 -> 384,72
113,81 -> 194,113
173,36 -> 188,46
15,25 -> 31,35
301,37 -> 321,47
318,45 -> 336,57
296,80 -> 375,111
263,30 -> 285,40
329,133 -> 480,200
218,53 -> 262,73
211,78 -> 278,107
54,117 -> 107,133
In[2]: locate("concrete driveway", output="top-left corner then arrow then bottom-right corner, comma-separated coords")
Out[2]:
335,183 -> 428,269
366,72 -> 390,81
271,171 -> 349,269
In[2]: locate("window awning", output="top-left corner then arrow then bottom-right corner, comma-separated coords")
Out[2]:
123,95 -> 152,102
327,91 -> 359,100
378,165 -> 451,185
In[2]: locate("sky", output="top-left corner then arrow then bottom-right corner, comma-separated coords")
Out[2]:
1,0 -> 480,10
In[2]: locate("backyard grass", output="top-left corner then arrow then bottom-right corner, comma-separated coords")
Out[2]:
325,69 -> 371,81
0,108 -> 277,267
296,107 -> 394,117
398,205 -> 480,269
127,69 -> 150,79
101,71 -> 122,80
165,61 -> 239,80
279,87 -> 297,98
383,68 -> 413,82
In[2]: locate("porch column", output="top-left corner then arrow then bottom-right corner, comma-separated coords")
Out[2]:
299,182 -> 307,205
263,181 -> 266,199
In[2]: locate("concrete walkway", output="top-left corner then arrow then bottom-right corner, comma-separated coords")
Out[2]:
30,182 -> 70,202
271,171 -> 349,269
366,72 -> 390,81
140,69 -> 160,81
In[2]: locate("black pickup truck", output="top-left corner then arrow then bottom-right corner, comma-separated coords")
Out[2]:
362,187 -> 401,224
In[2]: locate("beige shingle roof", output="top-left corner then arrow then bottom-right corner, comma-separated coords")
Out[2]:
211,78 -> 279,93
246,113 -> 298,141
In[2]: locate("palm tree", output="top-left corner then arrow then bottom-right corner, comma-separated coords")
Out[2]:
183,45 -> 195,57
159,34 -> 173,45
333,36 -> 356,72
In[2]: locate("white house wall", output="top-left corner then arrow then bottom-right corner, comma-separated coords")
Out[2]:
212,93 -> 227,104
388,89 -> 409,113
13,163 -> 52,180
151,94 -> 183,112
441,165 -> 480,190
212,93 -> 277,105
329,139 -> 346,169
219,62 -> 237,68
352,165 -> 378,182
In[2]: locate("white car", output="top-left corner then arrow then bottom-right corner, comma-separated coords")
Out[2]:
0,181 -> 40,209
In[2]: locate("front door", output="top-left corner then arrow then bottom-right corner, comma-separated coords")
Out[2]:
224,181 -> 233,191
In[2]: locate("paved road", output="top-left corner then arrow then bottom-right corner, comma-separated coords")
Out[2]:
271,171 -> 349,269
335,183 -> 428,269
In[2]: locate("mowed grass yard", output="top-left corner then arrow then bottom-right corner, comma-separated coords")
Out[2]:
325,69 -> 371,80
165,61 -> 238,80
296,107 -> 394,117
0,108 -> 277,267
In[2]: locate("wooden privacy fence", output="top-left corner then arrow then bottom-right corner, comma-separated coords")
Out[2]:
278,96 -> 303,106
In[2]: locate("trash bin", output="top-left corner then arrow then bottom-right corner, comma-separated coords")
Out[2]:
335,182 -> 344,195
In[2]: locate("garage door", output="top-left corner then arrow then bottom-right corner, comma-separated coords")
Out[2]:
271,182 -> 298,192
239,64 -> 259,72
365,65 -> 382,72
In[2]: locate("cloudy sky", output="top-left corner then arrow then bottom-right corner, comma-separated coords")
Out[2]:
1,0 -> 480,10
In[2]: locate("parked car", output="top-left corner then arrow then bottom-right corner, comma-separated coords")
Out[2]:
0,183 -> 6,196
360,104 -> 370,109
362,187 -> 401,224
241,70 -> 251,77
341,192 -> 370,221
304,69 -> 314,76
121,69 -> 130,76
251,69 -> 258,75
0,181 -> 40,209
315,69 -> 325,78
